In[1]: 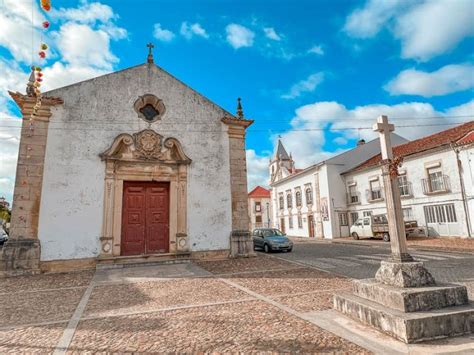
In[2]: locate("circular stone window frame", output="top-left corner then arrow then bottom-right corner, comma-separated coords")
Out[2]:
133,94 -> 166,124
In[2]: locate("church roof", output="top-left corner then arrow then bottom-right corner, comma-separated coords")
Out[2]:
248,186 -> 270,198
274,139 -> 290,160
346,121 -> 474,174
43,62 -> 237,119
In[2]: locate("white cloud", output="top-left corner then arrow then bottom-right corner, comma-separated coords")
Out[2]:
385,64 -> 474,97
153,23 -> 175,42
343,0 -> 474,61
308,44 -> 324,56
333,137 -> 348,145
263,27 -> 281,41
0,0 -> 46,63
281,72 -> 324,99
42,62 -> 109,91
343,0 -> 404,38
395,0 -> 474,61
56,23 -> 118,70
246,149 -> 270,191
226,24 -> 255,49
51,1 -> 116,25
180,22 -> 209,40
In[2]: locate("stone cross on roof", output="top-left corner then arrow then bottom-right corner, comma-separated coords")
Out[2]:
147,43 -> 155,64
373,115 -> 394,160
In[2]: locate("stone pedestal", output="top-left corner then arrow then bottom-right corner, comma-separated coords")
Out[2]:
334,277 -> 473,343
0,239 -> 41,277
375,260 -> 435,287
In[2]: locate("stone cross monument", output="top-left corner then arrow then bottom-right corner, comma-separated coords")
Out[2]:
334,115 -> 473,343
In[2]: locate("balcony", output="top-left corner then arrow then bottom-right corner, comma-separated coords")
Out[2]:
365,189 -> 384,202
347,192 -> 361,205
421,175 -> 450,195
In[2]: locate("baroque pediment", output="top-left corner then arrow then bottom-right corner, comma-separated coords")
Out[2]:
100,129 -> 191,164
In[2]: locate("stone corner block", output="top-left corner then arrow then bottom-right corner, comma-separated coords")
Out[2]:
0,239 -> 41,276
375,260 -> 435,288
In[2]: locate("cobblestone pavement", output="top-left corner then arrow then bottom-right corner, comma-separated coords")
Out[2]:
273,241 -> 474,298
0,258 -> 369,354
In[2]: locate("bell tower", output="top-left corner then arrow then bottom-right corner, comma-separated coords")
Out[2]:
269,138 -> 295,183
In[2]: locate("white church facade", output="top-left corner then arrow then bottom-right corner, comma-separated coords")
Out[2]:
1,52 -> 253,275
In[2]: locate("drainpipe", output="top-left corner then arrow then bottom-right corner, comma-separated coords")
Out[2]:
453,144 -> 472,238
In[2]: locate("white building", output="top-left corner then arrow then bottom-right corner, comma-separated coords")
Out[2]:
248,186 -> 271,231
342,121 -> 474,238
269,134 -> 408,238
2,52 -> 253,275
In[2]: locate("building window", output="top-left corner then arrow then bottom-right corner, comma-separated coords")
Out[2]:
427,167 -> 443,191
350,212 -> 359,225
297,214 -> 303,228
295,191 -> 302,207
348,185 -> 359,204
289,216 -> 294,229
287,193 -> 293,209
402,207 -> 413,221
424,204 -> 457,223
398,175 -> 410,197
255,201 -> 261,212
279,196 -> 284,210
363,211 -> 372,217
339,213 -> 348,226
369,179 -> 382,201
305,188 -> 313,205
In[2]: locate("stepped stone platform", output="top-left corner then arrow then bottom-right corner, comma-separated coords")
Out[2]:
334,278 -> 474,343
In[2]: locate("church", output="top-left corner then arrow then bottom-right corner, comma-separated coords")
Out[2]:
1,48 -> 253,275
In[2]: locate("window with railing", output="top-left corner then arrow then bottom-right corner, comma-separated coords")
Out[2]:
402,207 -> 413,221
348,185 -> 359,204
297,214 -> 303,228
287,194 -> 292,209
305,188 -> 313,205
398,175 -> 411,197
279,196 -> 284,210
289,216 -> 294,229
339,213 -> 348,226
422,168 -> 450,194
424,204 -> 457,223
350,212 -> 359,225
295,191 -> 302,207
369,179 -> 382,201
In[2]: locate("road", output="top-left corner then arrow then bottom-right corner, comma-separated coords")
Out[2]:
271,241 -> 474,295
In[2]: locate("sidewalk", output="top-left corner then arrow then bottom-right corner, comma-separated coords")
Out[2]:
332,236 -> 474,254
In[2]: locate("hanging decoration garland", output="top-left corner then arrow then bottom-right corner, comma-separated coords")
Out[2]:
29,1 -> 52,130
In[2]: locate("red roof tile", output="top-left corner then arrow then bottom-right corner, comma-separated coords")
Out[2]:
348,121 -> 474,173
248,186 -> 270,198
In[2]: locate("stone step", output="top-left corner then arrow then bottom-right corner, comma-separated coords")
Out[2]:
334,291 -> 474,343
96,252 -> 192,270
352,279 -> 469,312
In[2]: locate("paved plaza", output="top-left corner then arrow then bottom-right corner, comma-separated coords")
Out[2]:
0,256 -> 366,353
0,242 -> 473,353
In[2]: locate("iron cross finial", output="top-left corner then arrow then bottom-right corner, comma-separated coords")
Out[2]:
147,42 -> 155,64
236,97 -> 244,119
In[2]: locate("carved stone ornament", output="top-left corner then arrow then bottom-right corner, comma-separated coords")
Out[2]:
133,94 -> 166,123
100,128 -> 191,164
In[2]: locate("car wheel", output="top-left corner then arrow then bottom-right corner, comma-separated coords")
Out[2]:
352,232 -> 359,240
264,244 -> 271,253
287,248 -> 293,252
383,233 -> 390,242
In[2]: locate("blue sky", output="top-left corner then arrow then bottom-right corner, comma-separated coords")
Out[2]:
0,0 -> 473,201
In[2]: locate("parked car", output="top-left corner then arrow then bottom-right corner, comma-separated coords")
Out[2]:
0,228 -> 8,246
350,214 -> 425,242
252,228 -> 293,253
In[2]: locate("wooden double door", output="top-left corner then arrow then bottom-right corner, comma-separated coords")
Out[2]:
121,181 -> 170,256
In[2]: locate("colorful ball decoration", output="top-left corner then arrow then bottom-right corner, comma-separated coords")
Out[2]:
42,21 -> 50,29
41,43 -> 48,50
38,51 -> 46,59
41,0 -> 51,11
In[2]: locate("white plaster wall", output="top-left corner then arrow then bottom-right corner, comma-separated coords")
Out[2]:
343,148 -> 471,237
38,64 -> 233,261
